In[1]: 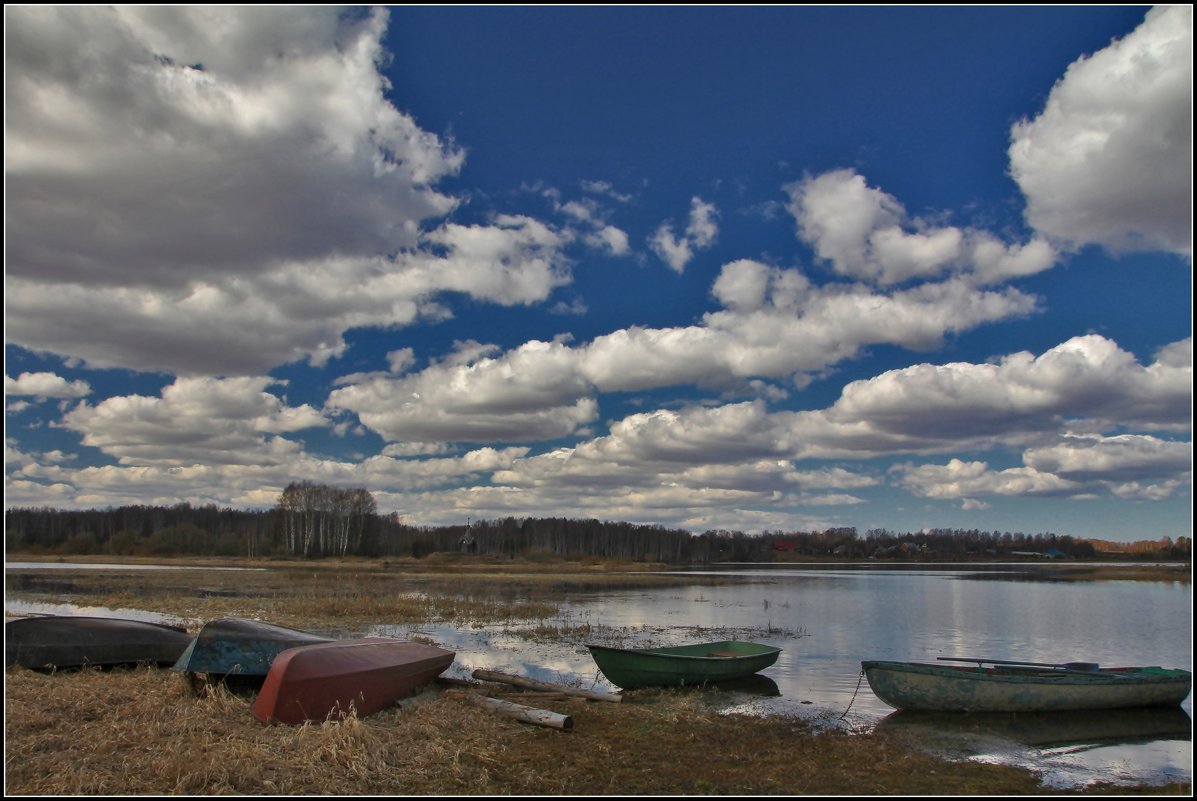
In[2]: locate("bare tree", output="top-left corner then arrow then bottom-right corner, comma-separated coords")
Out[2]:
275,482 -> 377,557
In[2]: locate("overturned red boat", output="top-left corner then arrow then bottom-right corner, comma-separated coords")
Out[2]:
252,637 -> 455,725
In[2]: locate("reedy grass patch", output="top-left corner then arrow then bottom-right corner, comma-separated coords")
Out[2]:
5,671 -> 1190,795
5,665 -> 1077,796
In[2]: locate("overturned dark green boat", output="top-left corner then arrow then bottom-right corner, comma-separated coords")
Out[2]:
587,640 -> 782,689
6,615 -> 193,670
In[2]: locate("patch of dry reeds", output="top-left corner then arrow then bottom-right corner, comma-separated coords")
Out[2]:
9,665 -> 1186,795
4,666 -> 519,795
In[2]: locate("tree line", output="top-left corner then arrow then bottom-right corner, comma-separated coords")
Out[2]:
4,485 -> 1190,563
769,527 -> 1191,561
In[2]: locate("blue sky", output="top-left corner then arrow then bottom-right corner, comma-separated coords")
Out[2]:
4,6 -> 1191,542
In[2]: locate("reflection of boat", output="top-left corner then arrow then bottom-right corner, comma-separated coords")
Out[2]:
172,618 -> 331,680
862,659 -> 1193,712
586,641 -> 781,689
252,638 -> 455,724
875,706 -> 1193,748
5,615 -> 193,670
708,672 -> 782,697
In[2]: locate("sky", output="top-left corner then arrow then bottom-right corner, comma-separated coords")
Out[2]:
4,5 -> 1192,543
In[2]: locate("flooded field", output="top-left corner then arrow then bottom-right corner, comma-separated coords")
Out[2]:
5,559 -> 1192,790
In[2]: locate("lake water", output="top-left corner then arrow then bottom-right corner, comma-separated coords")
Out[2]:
372,563 -> 1194,790
5,561 -> 1192,789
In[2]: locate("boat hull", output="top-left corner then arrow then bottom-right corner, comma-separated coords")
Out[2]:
252,638 -> 455,724
862,660 -> 1193,713
587,641 -> 781,689
172,617 -> 332,678
5,615 -> 193,670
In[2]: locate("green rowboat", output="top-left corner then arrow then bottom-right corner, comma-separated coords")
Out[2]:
862,659 -> 1193,713
587,640 -> 781,689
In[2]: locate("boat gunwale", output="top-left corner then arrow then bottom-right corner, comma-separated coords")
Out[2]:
265,638 -> 455,681
586,641 -> 782,662
862,660 -> 1192,685
6,614 -> 190,634
191,617 -> 333,640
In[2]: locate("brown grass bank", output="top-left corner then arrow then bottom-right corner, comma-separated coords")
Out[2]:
8,665 -> 1182,796
4,555 -> 1191,795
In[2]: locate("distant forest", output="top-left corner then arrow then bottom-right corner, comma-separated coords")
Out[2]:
4,483 -> 1192,564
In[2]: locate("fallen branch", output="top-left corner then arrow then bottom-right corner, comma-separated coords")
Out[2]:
445,689 -> 574,731
470,669 -> 622,703
435,676 -> 480,690
495,691 -> 571,701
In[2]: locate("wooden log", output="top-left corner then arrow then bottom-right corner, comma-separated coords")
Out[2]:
496,691 -> 571,700
445,690 -> 574,731
435,675 -> 480,690
470,669 -> 622,703
436,676 -> 567,700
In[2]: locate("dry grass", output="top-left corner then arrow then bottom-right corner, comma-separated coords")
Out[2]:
6,667 -> 1190,796
5,666 -> 506,795
0,666 -> 1083,796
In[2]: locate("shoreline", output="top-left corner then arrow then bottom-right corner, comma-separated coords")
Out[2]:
4,555 -> 1191,794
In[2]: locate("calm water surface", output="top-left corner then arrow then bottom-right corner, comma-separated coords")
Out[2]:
6,561 -> 1192,789
376,563 -> 1193,789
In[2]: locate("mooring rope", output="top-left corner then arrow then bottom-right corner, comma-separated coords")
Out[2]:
839,667 -> 866,720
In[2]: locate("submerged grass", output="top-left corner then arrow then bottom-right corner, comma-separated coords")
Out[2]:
6,564 -> 567,630
5,554 -> 710,630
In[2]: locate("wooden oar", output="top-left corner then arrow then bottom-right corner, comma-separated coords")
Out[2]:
938,656 -> 1100,671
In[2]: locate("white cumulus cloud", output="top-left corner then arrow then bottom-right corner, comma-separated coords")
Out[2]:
786,169 -> 1058,285
5,372 -> 92,399
1009,5 -> 1193,256
649,197 -> 719,273
3,6 -> 575,376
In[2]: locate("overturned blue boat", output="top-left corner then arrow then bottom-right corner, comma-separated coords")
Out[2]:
172,617 -> 332,682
